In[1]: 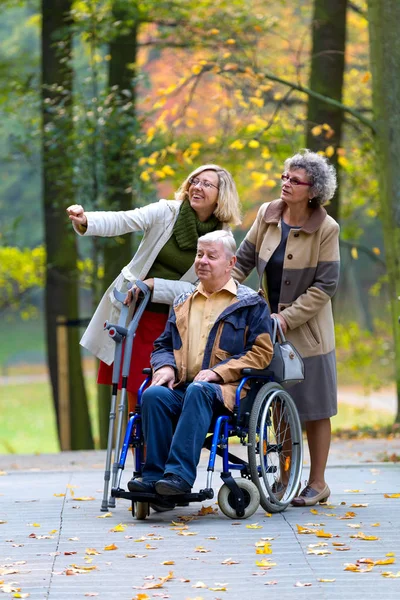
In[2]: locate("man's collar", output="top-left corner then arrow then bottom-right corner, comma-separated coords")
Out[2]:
196,277 -> 237,298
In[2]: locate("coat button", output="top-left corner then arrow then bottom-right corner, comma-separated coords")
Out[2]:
287,253 -> 293,259
285,280 -> 290,285
294,232 -> 299,238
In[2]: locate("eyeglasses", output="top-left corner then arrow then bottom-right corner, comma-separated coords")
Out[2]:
188,176 -> 219,191
281,173 -> 312,187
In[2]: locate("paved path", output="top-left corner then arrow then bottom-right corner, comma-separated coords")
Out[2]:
1,443 -> 400,600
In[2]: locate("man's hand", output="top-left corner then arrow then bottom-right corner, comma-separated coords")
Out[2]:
150,366 -> 175,389
124,278 -> 154,306
66,204 -> 88,228
270,312 -> 288,334
193,369 -> 222,383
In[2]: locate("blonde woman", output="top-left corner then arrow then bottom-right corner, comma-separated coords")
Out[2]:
67,165 -> 241,410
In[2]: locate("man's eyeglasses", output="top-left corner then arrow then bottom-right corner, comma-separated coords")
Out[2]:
189,176 -> 219,190
281,173 -> 312,187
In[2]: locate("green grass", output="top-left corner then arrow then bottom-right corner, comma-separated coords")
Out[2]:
1,379 -> 99,454
1,378 -> 395,454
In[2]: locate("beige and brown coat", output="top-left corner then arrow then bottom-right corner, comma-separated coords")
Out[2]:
233,200 -> 340,421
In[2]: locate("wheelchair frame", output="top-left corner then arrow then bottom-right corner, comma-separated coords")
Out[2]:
99,282 -> 303,520
110,368 -> 303,520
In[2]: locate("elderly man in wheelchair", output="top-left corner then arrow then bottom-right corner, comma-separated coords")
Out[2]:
114,230 -> 303,519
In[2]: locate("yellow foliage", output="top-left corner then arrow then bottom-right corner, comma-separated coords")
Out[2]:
311,125 -> 322,136
140,171 -> 151,182
325,145 -> 335,158
248,140 -> 260,148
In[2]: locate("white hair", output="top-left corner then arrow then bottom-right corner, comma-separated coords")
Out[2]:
197,230 -> 236,257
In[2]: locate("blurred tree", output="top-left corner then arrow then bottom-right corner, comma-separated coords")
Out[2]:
306,0 -> 348,222
368,0 -> 400,422
41,0 -> 93,448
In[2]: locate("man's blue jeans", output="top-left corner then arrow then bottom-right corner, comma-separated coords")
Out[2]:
141,382 -> 226,487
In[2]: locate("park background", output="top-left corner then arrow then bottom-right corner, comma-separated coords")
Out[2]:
1,0 -> 399,455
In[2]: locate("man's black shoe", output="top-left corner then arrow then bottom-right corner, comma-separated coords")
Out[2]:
155,473 -> 192,496
128,479 -> 175,511
127,479 -> 156,493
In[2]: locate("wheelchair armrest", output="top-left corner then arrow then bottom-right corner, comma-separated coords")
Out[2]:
142,368 -> 152,375
242,367 -> 275,378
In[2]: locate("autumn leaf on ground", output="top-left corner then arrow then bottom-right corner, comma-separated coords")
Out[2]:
97,513 -> 112,518
351,503 -> 368,508
255,543 -> 272,555
296,525 -> 317,534
318,578 -> 335,582
350,532 -> 379,541
307,548 -> 331,555
177,530 -> 198,536
384,493 -> 400,498
197,505 -> 217,516
347,524 -> 361,529
161,561 -> 175,565
294,581 -> 312,587
145,544 -> 157,550
381,571 -> 400,578
72,496 -> 95,501
126,554 -> 147,558
338,511 -> 356,520
371,523 -> 380,527
192,581 -> 207,588
194,546 -> 210,553
109,523 -> 126,532
315,529 -> 333,538
133,571 -> 174,590
84,594 -> 99,597
221,558 -> 240,565
308,542 -> 328,548
246,523 -> 262,529
53,493 -> 65,498
256,560 -> 276,568
264,581 -> 278,585
85,549 -> 101,556
132,594 -> 151,600
344,489 -> 363,493
209,585 -> 227,591
334,546 -> 351,551
374,558 -> 395,566
344,563 -> 373,573
13,593 -> 30,598
103,544 -> 118,551
309,509 -> 319,515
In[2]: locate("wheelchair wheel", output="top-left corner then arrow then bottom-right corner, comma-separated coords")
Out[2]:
134,501 -> 149,520
218,479 -> 260,519
248,382 -> 303,513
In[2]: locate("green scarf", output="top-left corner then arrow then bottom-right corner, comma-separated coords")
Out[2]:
173,200 -> 221,250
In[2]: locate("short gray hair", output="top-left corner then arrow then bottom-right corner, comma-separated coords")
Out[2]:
284,149 -> 337,206
197,230 -> 236,257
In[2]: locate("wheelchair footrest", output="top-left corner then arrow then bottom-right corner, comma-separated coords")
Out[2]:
111,488 -> 214,502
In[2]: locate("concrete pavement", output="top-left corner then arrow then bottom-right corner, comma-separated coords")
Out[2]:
1,441 -> 400,600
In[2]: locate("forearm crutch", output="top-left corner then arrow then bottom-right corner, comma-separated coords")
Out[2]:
100,288 -> 130,511
108,281 -> 151,508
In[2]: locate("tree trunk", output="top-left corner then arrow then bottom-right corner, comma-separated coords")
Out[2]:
368,0 -> 400,423
97,4 -> 139,447
41,0 -> 93,449
306,0 -> 348,222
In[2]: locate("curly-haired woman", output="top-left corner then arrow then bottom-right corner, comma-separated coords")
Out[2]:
233,149 -> 340,507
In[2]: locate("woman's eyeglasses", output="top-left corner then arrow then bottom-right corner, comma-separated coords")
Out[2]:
189,176 -> 219,190
281,173 -> 312,187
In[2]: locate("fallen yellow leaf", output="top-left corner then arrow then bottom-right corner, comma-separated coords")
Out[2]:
73,496 -> 95,501
256,560 -> 276,568
294,581 -> 312,587
246,524 -> 263,529
344,563 -> 373,573
318,578 -> 336,582
109,523 -> 126,532
255,543 -> 272,555
381,571 -> 400,578
221,558 -> 240,565
374,558 -> 395,566
97,513 -> 112,518
192,581 -> 207,588
315,529 -> 333,538
384,493 -> 400,498
161,561 -> 175,565
103,544 -> 118,551
53,493 -> 65,497
350,532 -> 379,541
85,548 -> 101,556
351,503 -> 368,508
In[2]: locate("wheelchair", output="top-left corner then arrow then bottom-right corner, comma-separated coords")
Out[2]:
110,367 -> 303,520
99,281 -> 303,520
